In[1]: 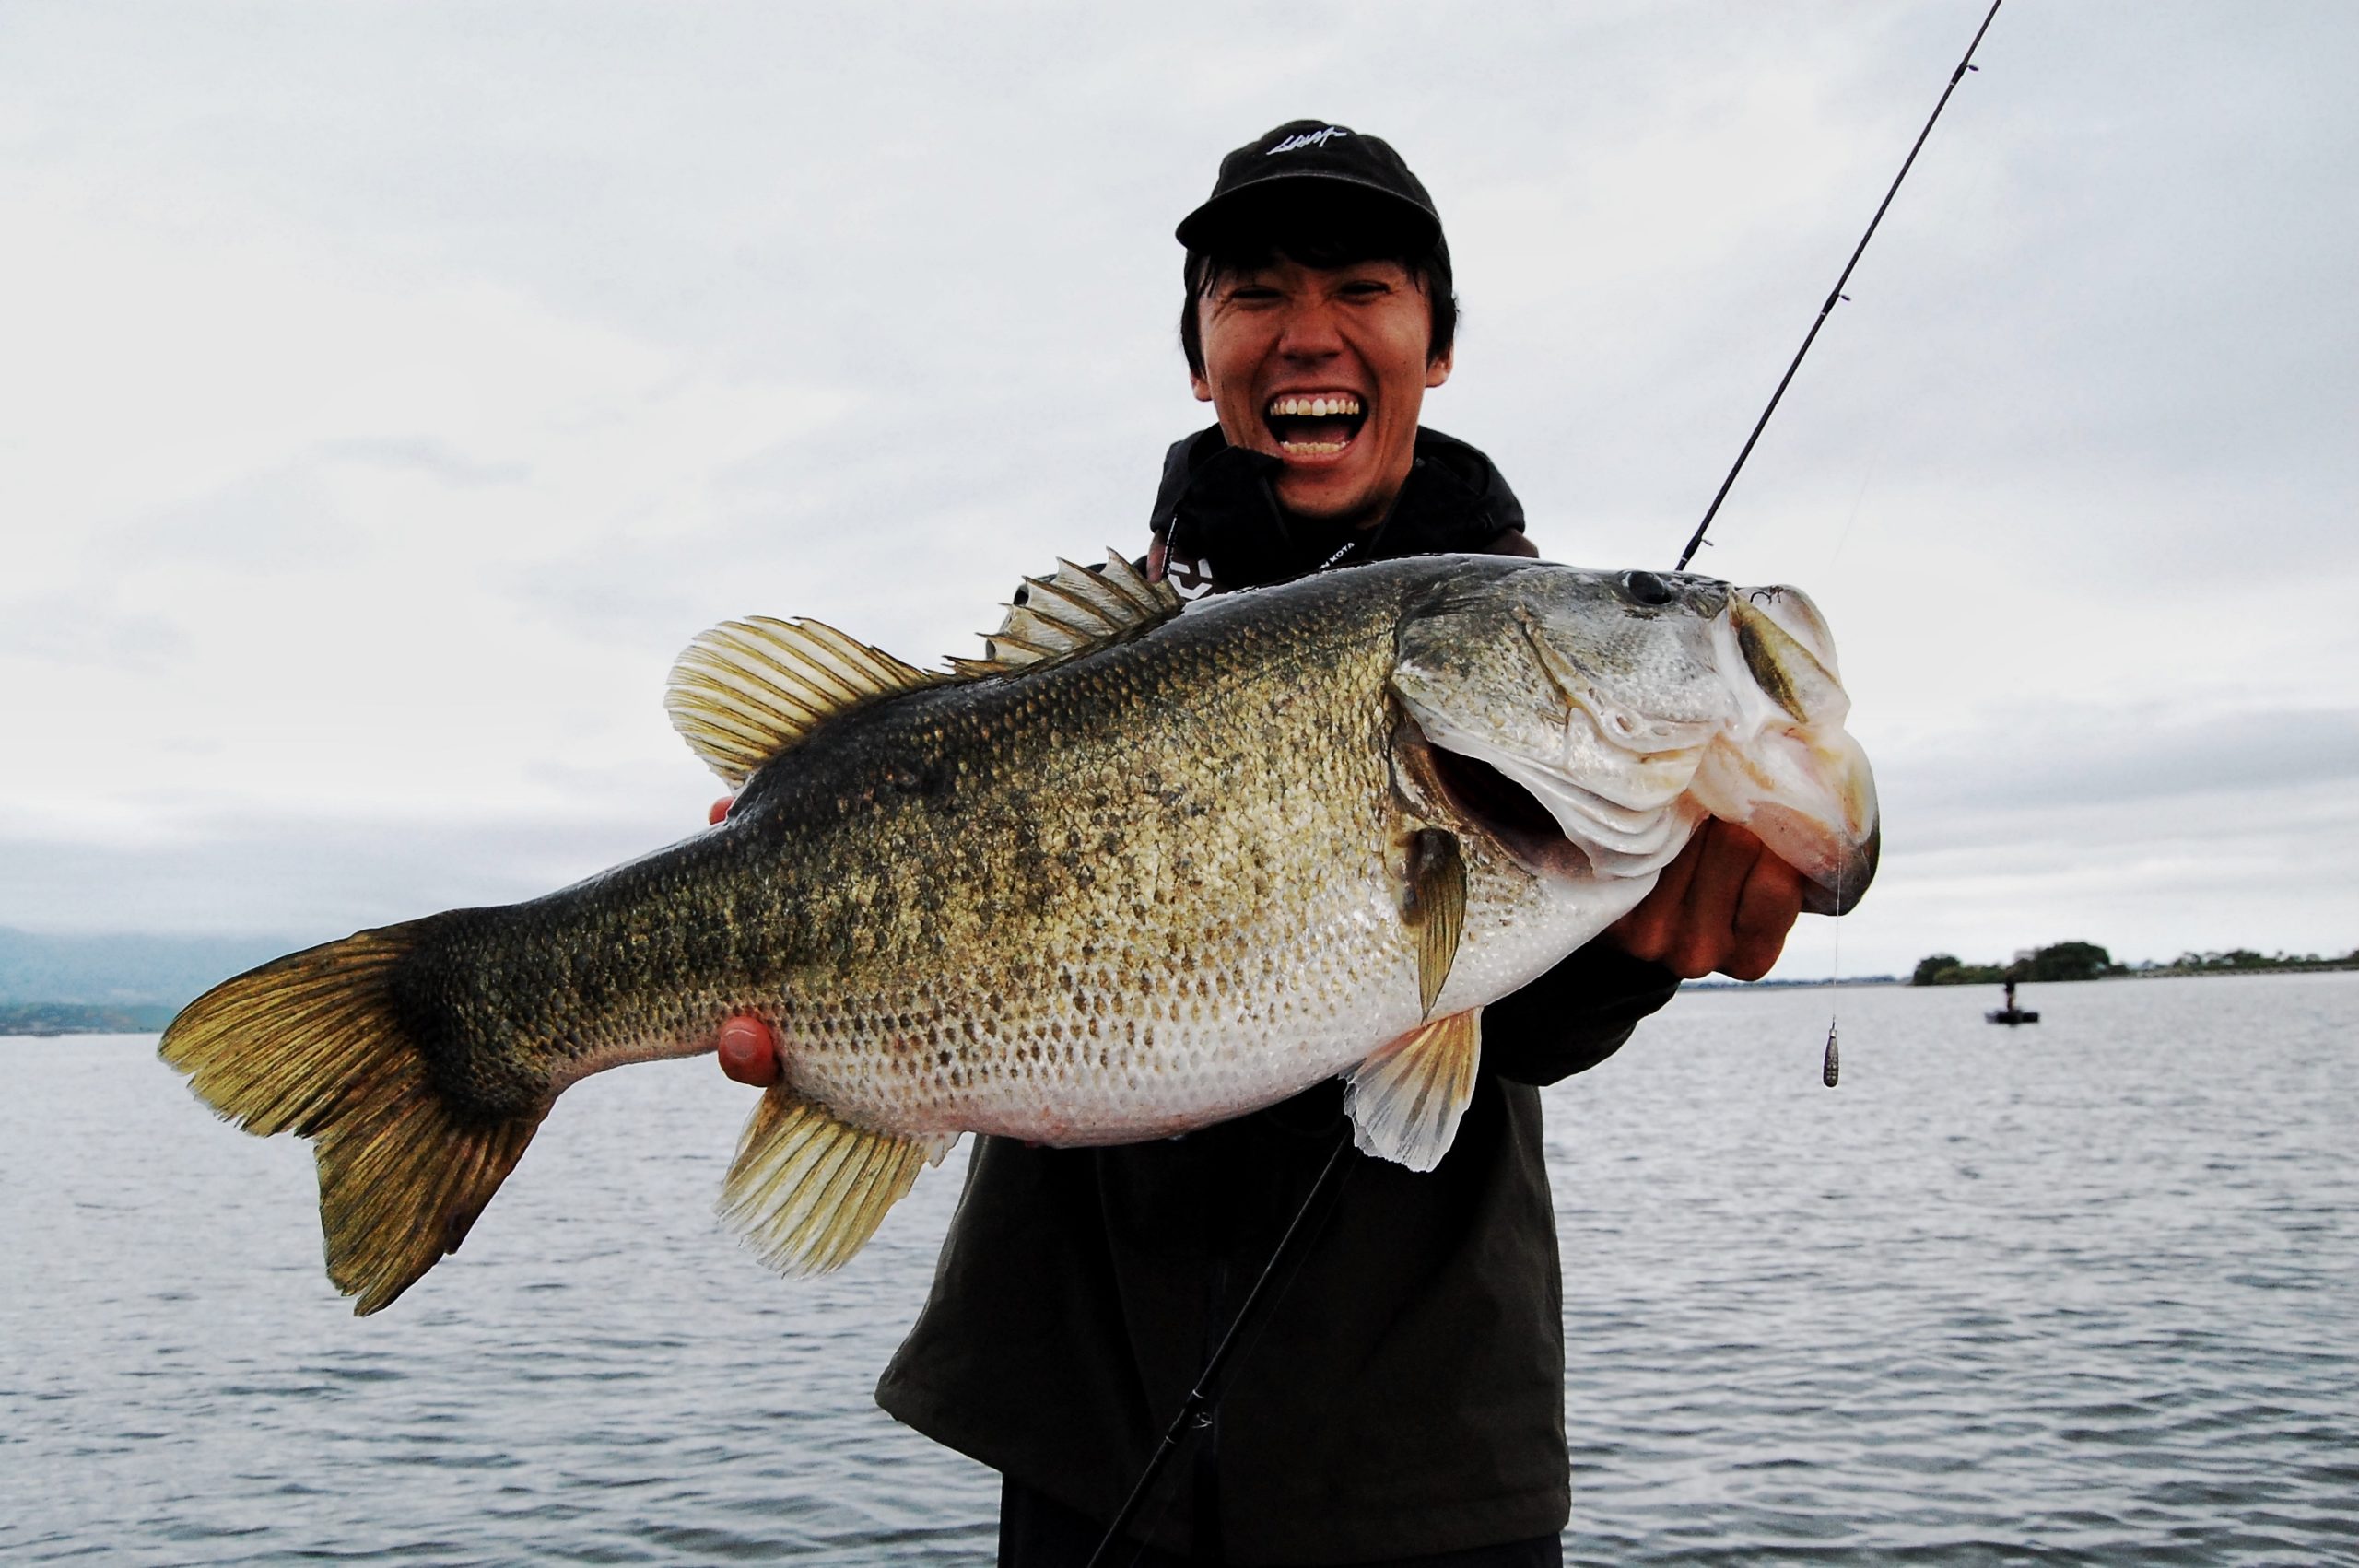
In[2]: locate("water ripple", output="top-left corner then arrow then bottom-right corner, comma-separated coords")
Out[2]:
6,980 -> 2358,1562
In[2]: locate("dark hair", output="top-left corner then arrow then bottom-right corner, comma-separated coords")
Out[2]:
1179,188 -> 1457,378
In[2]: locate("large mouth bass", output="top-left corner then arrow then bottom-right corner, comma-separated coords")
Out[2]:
163,554 -> 1877,1314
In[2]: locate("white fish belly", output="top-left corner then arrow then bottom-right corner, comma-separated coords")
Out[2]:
777,861 -> 1417,1143
778,845 -> 1660,1147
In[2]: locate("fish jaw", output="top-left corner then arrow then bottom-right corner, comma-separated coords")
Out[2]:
1690,592 -> 1879,913
1389,560 -> 1878,917
1390,563 -> 1736,900
1689,724 -> 1878,914
1396,706 -> 1708,884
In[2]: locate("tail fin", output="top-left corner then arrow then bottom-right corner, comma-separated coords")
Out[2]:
159,924 -> 545,1315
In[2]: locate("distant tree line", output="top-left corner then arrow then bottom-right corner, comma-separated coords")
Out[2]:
2154,947 -> 2359,975
1912,942 -> 2359,986
1912,942 -> 2118,987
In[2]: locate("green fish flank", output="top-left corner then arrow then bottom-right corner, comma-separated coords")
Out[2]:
162,554 -> 1880,1313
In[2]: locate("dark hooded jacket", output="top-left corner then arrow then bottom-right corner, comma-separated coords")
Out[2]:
1149,424 -> 1531,589
875,428 -> 1680,1565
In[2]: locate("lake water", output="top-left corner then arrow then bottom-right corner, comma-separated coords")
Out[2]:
5,973 -> 2356,1564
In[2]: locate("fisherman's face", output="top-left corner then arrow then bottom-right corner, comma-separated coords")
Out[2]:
1191,256 -> 1452,531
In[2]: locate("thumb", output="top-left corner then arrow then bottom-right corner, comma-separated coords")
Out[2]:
716,1015 -> 780,1086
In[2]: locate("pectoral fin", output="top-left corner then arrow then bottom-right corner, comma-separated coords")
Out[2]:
1399,826 -> 1466,1018
1344,1009 -> 1483,1173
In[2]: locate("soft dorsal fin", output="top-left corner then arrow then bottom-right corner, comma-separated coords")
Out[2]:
670,553 -> 1179,782
666,616 -> 941,786
948,551 -> 1182,676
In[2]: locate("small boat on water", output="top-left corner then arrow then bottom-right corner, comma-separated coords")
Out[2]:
1986,980 -> 2039,1025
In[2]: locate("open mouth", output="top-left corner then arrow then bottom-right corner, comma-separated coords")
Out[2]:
1394,716 -> 1593,880
1264,392 -> 1367,457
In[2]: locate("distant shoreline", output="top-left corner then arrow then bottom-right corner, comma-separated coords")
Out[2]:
11,963 -> 2357,1036
1681,976 -> 1902,990
1690,963 -> 2359,993
0,1002 -> 178,1037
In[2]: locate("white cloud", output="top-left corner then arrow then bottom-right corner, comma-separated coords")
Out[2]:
2,1 -> 2355,983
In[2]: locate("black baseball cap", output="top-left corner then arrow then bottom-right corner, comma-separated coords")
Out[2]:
1176,120 -> 1445,254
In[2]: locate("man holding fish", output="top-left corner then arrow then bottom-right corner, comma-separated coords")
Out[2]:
714,122 -> 1811,1566
167,116 -> 1872,1564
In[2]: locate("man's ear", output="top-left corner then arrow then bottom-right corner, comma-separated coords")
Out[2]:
1425,346 -> 1454,391
1190,369 -> 1214,403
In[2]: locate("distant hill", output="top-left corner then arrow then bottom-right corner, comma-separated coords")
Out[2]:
0,927 -> 299,1010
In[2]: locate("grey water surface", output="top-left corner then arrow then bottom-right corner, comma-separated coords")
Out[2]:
5,973 -> 2355,1564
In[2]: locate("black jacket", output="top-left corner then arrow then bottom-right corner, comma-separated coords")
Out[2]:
1150,424 -> 1528,591
876,431 -> 1679,1564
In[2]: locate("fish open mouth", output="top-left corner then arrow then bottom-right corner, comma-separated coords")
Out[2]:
1392,714 -> 1596,880
1265,392 -> 1367,457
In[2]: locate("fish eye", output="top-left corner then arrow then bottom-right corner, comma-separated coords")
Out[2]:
1621,570 -> 1676,607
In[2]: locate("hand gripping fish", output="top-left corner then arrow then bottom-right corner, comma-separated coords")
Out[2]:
163,554 -> 1879,1313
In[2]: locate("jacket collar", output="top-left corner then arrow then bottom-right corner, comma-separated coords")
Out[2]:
1149,424 -> 1526,591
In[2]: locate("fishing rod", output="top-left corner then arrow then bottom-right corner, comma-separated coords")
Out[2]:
1090,10 -> 2007,1559
1674,0 -> 2005,573
1672,0 -> 2003,1089
1085,1129 -> 1358,1568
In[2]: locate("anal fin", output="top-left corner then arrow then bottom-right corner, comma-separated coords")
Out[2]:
718,1088 -> 957,1274
1344,1009 -> 1483,1173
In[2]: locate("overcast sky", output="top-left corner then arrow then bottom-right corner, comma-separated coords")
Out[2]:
5,1 -> 2356,982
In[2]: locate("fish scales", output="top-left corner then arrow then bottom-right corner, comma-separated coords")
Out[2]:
496,566 -> 1426,1143
160,554 -> 1880,1311
755,577 -> 1414,1144
343,574 -> 1426,1153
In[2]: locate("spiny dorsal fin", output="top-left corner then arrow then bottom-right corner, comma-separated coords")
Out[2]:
1344,1009 -> 1484,1173
949,551 -> 1182,676
718,1087 -> 959,1275
666,616 -> 942,786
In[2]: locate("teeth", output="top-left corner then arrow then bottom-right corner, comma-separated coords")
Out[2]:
1279,440 -> 1345,455
1267,394 -> 1362,418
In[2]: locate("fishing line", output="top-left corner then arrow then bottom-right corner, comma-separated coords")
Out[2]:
1674,0 -> 2005,574
1824,858 -> 1843,1088
1671,0 -> 2002,1082
1826,419 -> 1892,568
